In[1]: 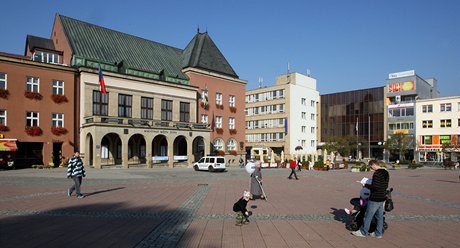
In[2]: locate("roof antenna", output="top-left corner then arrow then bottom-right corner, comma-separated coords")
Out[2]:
258,77 -> 264,88
307,68 -> 311,77
197,26 -> 200,33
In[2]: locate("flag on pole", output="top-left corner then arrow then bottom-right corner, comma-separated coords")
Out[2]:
356,118 -> 358,133
201,87 -> 208,109
98,66 -> 107,95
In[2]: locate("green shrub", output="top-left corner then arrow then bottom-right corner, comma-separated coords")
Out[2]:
314,160 -> 324,168
408,163 -> 423,169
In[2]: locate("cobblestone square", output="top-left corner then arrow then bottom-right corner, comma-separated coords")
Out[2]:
1,166 -> 459,247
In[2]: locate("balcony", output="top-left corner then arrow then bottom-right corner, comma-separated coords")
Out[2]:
83,116 -> 210,131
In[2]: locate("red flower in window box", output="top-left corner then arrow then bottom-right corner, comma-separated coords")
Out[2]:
51,94 -> 68,103
25,126 -> 42,136
229,150 -> 237,156
51,127 -> 68,136
229,106 -> 237,113
24,91 -> 43,100
216,150 -> 225,156
0,124 -> 9,131
229,129 -> 237,135
0,89 -> 9,99
216,128 -> 224,134
216,104 -> 224,109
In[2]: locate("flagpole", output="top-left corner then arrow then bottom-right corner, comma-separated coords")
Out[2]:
368,115 -> 371,159
356,117 -> 358,160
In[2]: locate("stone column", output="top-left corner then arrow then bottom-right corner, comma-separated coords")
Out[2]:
187,137 -> 193,167
122,137 -> 129,169
146,137 -> 152,168
168,137 -> 174,168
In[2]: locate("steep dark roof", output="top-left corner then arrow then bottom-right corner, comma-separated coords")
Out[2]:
26,35 -> 56,52
58,14 -> 188,80
182,32 -> 238,78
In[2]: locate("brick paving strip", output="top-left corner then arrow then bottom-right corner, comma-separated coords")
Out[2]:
135,184 -> 210,248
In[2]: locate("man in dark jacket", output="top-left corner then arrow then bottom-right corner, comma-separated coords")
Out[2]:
352,160 -> 389,238
67,151 -> 86,199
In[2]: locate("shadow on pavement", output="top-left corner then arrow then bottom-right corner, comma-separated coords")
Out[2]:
83,187 -> 126,197
0,202 -> 196,248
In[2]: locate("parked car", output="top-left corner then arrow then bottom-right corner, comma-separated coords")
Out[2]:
193,156 -> 226,172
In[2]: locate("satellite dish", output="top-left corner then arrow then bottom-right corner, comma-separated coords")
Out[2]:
245,161 -> 256,174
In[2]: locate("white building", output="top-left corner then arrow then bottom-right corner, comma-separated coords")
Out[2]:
245,72 -> 319,161
415,96 -> 460,162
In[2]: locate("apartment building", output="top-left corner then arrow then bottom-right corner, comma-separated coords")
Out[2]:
415,96 -> 460,162
245,72 -> 319,160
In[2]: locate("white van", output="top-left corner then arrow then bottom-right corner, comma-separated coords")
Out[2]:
193,156 -> 226,172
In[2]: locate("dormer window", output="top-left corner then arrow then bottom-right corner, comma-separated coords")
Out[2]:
33,51 -> 60,64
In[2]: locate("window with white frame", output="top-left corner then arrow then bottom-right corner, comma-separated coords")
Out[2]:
311,127 -> 315,133
229,95 -> 235,107
216,116 -> 222,128
311,100 -> 315,107
216,93 -> 222,105
201,114 -> 208,124
301,98 -> 306,105
0,110 -> 6,125
422,136 -> 432,145
0,72 -> 6,90
311,113 -> 315,120
440,119 -> 452,128
33,51 -> 60,64
213,138 -> 224,151
301,126 -> 306,133
229,117 -> 235,129
301,112 -> 306,119
441,103 -> 452,112
422,120 -> 433,128
26,76 -> 39,92
52,80 -> 64,95
227,139 -> 236,151
52,113 -> 64,127
422,105 -> 433,113
26,111 -> 39,126
311,140 -> 315,147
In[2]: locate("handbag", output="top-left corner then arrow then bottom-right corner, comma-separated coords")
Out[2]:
384,198 -> 394,212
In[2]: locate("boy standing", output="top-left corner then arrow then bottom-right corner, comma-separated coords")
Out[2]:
67,151 -> 86,199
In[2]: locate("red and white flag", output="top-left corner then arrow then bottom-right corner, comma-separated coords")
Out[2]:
98,66 -> 107,95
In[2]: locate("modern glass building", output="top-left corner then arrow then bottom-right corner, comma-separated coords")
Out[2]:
320,86 -> 385,159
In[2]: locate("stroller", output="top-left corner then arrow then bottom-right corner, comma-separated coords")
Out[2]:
346,188 -> 393,232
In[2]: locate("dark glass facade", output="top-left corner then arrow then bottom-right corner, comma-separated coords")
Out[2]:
320,87 -> 385,158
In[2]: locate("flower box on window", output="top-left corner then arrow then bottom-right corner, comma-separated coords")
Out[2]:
216,150 -> 225,156
0,124 -> 9,132
216,128 -> 224,134
216,104 -> 224,109
229,150 -> 237,156
229,129 -> 237,135
25,126 -> 43,136
24,91 -> 42,100
51,94 -> 68,103
51,127 -> 68,136
0,89 -> 9,99
229,106 -> 237,113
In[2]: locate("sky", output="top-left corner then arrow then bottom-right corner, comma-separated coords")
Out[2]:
1,0 -> 459,96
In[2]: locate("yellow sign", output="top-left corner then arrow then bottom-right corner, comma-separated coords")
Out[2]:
393,129 -> 409,135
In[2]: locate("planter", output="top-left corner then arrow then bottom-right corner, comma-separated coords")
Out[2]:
229,129 -> 237,135
25,126 -> 42,136
51,127 -> 68,136
216,128 -> 224,134
0,89 -> 9,99
24,91 -> 42,100
229,106 -> 237,113
351,168 -> 360,172
0,124 -> 9,132
229,150 -> 237,156
51,94 -> 68,103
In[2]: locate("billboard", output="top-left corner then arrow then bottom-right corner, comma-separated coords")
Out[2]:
388,81 -> 414,93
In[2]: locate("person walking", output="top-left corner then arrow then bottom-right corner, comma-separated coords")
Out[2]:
250,161 -> 265,200
297,158 -> 302,171
288,158 -> 299,180
239,156 -> 245,168
352,160 -> 389,238
67,151 -> 86,199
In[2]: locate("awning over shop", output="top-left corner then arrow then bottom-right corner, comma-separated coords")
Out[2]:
0,139 -> 17,151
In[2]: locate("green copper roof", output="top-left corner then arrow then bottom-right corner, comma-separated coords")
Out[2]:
58,14 -> 188,81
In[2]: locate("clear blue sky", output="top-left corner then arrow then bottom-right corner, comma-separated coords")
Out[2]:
1,0 -> 459,96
